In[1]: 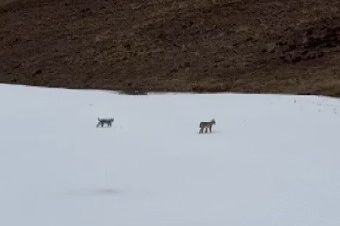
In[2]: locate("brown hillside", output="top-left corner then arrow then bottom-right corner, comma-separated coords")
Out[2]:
0,0 -> 340,95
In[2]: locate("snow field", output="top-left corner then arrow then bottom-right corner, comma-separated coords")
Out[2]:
0,84 -> 339,226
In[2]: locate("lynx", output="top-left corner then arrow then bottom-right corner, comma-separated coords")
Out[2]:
199,119 -> 216,133
96,118 -> 114,128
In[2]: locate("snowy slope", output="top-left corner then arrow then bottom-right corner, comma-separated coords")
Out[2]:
0,84 -> 339,226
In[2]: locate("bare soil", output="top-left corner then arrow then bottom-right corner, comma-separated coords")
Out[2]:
1,0 -> 340,96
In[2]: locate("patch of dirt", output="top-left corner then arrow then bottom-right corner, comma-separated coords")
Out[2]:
0,0 -> 18,7
0,0 -> 339,96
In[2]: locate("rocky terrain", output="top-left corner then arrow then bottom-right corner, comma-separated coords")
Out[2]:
1,0 -> 339,96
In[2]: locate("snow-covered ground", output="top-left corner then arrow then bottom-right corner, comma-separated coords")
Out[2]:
0,84 -> 339,226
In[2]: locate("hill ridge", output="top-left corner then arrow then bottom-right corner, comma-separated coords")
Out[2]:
0,0 -> 339,96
